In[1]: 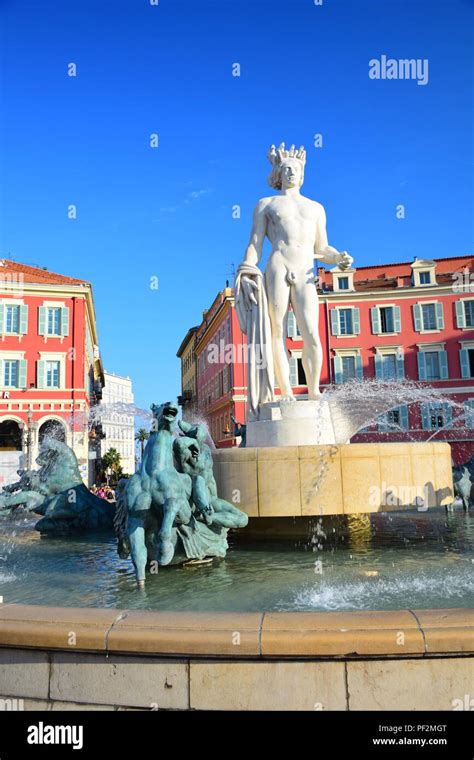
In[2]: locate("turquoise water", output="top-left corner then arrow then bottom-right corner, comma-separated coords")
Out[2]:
0,508 -> 473,611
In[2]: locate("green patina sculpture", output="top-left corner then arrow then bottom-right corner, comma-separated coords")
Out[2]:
0,438 -> 115,535
115,401 -> 248,586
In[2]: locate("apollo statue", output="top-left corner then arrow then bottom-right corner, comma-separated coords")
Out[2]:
235,143 -> 353,420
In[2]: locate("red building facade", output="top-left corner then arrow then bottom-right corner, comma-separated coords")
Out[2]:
0,259 -> 104,485
178,255 -> 474,463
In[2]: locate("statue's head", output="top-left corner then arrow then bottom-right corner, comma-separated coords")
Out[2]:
267,143 -> 306,190
150,401 -> 179,431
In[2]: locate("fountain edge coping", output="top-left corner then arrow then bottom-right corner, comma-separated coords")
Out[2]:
0,604 -> 472,658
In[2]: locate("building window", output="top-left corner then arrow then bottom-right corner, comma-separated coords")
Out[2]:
341,356 -> 356,381
421,403 -> 452,430
380,307 -> 394,333
381,354 -> 396,380
331,307 -> 360,336
378,405 -> 409,432
419,271 -> 431,285
464,301 -> 474,327
4,360 -> 19,387
47,308 -> 61,336
414,302 -> 444,332
287,310 -> 301,338
297,358 -> 306,385
38,306 -> 69,338
421,304 -> 437,330
371,305 -> 401,335
464,400 -> 474,428
339,309 -> 353,335
45,361 -> 60,388
417,348 -> 448,381
334,353 -> 363,383
374,351 -> 404,381
425,351 -> 440,380
460,347 -> 474,378
5,305 -> 20,334
338,276 -> 349,290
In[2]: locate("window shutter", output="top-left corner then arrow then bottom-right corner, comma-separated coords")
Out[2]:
287,311 -> 297,338
355,354 -> 363,381
38,306 -> 46,336
460,348 -> 471,378
374,353 -> 383,379
393,306 -> 401,332
289,356 -> 298,387
0,360 -> 3,386
435,302 -> 444,330
464,399 -> 474,428
421,403 -> 431,430
37,360 -> 45,389
352,308 -> 360,335
413,304 -> 422,331
20,305 -> 28,334
439,350 -> 448,380
417,352 -> 427,380
61,307 -> 70,337
371,307 -> 380,334
396,353 -> 405,380
18,359 -> 27,389
378,414 -> 389,433
399,405 -> 409,430
443,402 -> 452,428
0,304 -> 4,333
455,300 -> 466,328
330,309 -> 340,336
334,356 -> 343,384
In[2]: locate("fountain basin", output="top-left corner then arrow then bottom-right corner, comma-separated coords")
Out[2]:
0,603 -> 472,710
213,442 -> 453,521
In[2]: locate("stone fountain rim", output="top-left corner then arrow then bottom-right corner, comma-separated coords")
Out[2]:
0,603 -> 472,658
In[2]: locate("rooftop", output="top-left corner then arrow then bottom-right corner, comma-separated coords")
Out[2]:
0,259 -> 90,286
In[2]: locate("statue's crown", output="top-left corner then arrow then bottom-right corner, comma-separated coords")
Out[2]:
267,142 -> 306,166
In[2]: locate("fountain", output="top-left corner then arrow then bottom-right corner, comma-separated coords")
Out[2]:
0,142 -> 471,713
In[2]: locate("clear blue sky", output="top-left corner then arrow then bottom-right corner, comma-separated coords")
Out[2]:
1,0 -> 472,410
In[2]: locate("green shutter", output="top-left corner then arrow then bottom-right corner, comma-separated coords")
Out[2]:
18,359 -> 27,389
378,414 -> 389,433
399,406 -> 409,430
0,304 -> 4,333
352,308 -> 360,335
393,306 -> 401,332
334,356 -> 343,384
460,348 -> 471,378
464,400 -> 474,428
417,352 -> 427,380
61,307 -> 70,337
443,402 -> 452,428
374,353 -> 383,379
435,302 -> 444,330
0,360 -> 3,386
355,354 -> 363,381
37,360 -> 46,389
19,304 -> 28,334
371,307 -> 380,334
439,350 -> 448,379
396,353 -> 405,380
330,309 -> 340,336
455,300 -> 466,328
38,306 -> 46,336
287,310 -> 297,338
413,304 -> 422,331
421,403 -> 431,430
289,356 -> 298,387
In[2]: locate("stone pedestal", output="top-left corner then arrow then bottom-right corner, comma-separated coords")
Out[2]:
246,398 -> 341,447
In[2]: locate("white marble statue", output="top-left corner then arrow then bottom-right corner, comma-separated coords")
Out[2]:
235,143 -> 353,420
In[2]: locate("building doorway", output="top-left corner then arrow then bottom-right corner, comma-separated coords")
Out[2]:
38,419 -> 67,445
